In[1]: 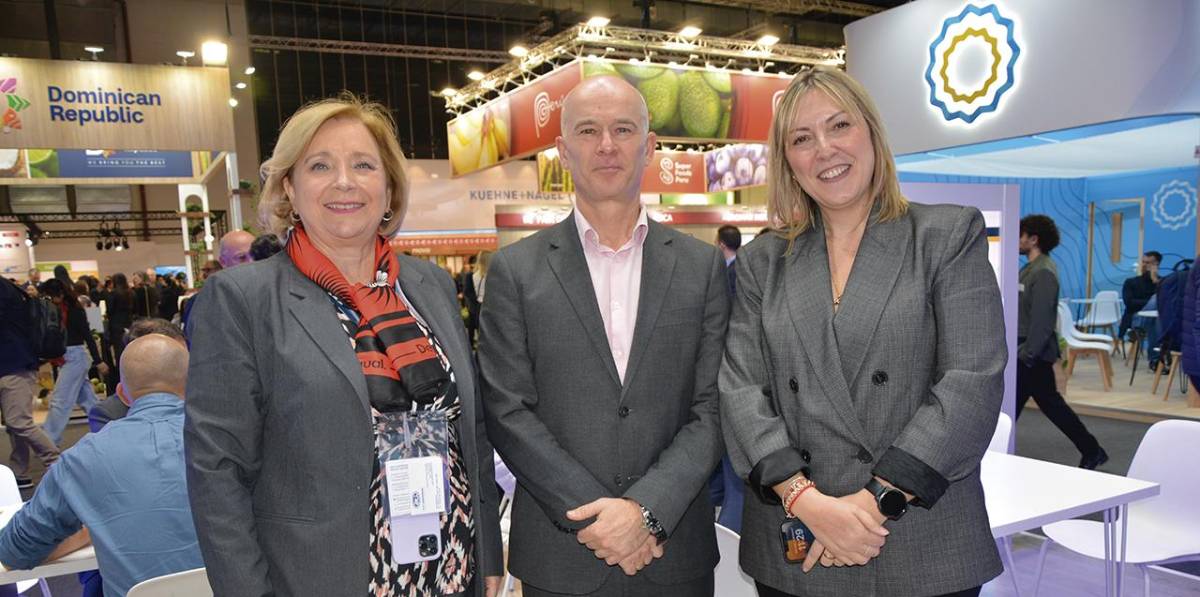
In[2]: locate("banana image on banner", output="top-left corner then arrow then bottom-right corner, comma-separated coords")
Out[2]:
448,98 -> 511,177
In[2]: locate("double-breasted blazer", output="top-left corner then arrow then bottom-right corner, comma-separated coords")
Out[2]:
720,203 -> 1007,596
479,215 -> 727,594
184,250 -> 502,596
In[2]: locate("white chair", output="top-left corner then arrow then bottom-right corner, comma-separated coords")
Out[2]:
126,567 -> 212,597
1058,304 -> 1116,391
0,465 -> 52,596
1033,419 -> 1200,597
1082,290 -> 1122,341
714,524 -> 756,597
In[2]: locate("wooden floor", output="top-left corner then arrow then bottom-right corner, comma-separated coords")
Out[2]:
1050,347 -> 1200,423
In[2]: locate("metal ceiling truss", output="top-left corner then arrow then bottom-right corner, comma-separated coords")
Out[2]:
691,0 -> 882,18
27,227 -> 185,239
249,35 -> 512,64
444,24 -> 844,114
0,211 -> 226,224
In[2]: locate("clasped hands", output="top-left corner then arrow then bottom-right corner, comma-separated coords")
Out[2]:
785,485 -> 890,573
567,498 -> 663,576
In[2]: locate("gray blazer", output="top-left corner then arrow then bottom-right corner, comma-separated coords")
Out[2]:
479,215 -> 727,594
184,251 -> 502,596
720,203 -> 1006,596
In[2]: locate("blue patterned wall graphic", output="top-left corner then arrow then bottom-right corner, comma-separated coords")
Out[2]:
899,168 -> 1199,301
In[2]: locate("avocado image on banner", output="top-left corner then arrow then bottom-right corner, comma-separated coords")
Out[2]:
636,69 -> 679,132
679,71 -> 722,138
702,71 -> 733,95
615,63 -> 667,81
582,61 -> 618,78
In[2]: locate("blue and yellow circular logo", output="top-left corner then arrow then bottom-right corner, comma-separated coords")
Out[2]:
925,3 -> 1020,124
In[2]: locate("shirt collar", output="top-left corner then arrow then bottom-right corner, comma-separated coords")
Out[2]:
127,392 -> 183,414
574,206 -> 650,254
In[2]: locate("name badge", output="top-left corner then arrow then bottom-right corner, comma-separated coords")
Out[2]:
385,456 -> 447,517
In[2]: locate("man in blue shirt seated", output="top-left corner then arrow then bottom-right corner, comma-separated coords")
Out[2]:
0,334 -> 203,597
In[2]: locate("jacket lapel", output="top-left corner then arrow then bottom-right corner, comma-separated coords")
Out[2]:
285,258 -> 371,417
784,225 -> 868,446
621,220 -> 676,398
833,213 -> 911,390
547,215 -> 622,387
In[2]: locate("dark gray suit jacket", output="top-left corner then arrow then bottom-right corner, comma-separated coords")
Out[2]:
185,251 -> 502,596
479,215 -> 727,594
720,203 -> 1006,596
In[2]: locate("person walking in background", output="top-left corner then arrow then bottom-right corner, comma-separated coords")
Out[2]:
460,255 -> 481,346
0,276 -> 60,489
472,250 -> 492,307
130,272 -> 158,320
1016,214 -> 1108,469
35,279 -> 105,446
101,273 -> 133,393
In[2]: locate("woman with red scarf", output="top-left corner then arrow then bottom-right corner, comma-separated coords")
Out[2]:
185,94 -> 503,597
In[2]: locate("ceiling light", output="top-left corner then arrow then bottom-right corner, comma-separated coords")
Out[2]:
586,16 -> 610,28
84,46 -> 104,61
440,87 -> 458,97
228,98 -> 238,107
757,34 -> 780,46
679,26 -> 702,38
509,45 -> 528,58
201,40 -> 228,66
244,66 -> 256,75
467,70 -> 484,81
235,82 -> 247,89
175,50 -> 194,66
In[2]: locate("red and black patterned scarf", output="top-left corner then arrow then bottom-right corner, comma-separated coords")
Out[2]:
287,225 -> 448,411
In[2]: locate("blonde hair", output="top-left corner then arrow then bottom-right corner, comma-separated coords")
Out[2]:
766,67 -> 907,243
475,250 -> 493,277
258,92 -> 409,237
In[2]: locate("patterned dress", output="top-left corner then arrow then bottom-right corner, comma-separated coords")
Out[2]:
326,289 -> 476,596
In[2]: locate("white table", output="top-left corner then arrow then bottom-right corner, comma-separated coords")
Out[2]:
0,504 -> 98,585
982,451 -> 1160,597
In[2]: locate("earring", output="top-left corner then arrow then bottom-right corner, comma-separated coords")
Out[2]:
381,209 -> 394,222
290,211 -> 301,223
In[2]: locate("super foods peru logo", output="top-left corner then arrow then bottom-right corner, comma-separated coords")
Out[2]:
925,3 -> 1021,124
1,77 -> 31,134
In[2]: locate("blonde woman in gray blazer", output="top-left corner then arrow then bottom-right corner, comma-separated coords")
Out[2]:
719,67 -> 1006,597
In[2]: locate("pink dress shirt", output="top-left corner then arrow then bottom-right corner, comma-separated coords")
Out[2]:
574,207 -> 649,383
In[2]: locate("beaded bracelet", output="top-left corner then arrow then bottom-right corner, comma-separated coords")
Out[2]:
781,476 -> 815,519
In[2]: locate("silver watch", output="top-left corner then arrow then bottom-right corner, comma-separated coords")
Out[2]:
639,504 -> 668,542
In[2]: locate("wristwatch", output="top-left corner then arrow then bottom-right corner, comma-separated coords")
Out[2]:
639,504 -> 669,543
865,478 -> 908,521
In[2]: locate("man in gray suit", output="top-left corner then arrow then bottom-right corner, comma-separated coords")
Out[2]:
480,76 -> 728,596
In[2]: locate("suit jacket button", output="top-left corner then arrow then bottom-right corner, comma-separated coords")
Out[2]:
614,475 -> 624,487
856,448 -> 873,464
800,449 -> 811,463
788,377 -> 799,393
618,406 -> 630,418
872,370 -> 888,385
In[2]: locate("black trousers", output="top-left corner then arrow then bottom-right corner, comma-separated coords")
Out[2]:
756,581 -> 981,597
523,573 -> 713,597
1016,358 -> 1101,457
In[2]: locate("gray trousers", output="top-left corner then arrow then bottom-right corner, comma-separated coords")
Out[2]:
522,572 -> 714,597
0,371 -> 61,478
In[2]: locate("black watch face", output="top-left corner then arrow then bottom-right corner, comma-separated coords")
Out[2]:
879,489 -> 907,518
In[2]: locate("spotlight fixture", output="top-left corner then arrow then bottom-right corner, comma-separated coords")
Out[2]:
84,46 -> 104,61
467,70 -> 485,81
679,26 -> 703,39
176,50 -> 195,66
121,237 -> 129,250
244,66 -> 256,75
235,82 -> 247,89
757,34 -> 780,47
509,45 -> 528,58
228,98 -> 239,107
201,40 -> 228,66
586,16 -> 611,28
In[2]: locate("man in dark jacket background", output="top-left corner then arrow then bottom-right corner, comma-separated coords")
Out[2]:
0,277 -> 61,487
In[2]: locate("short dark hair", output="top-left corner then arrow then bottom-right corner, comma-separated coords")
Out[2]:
1020,214 -> 1060,254
125,318 -> 186,344
717,225 -> 742,251
249,233 -> 284,261
1144,251 -> 1163,264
